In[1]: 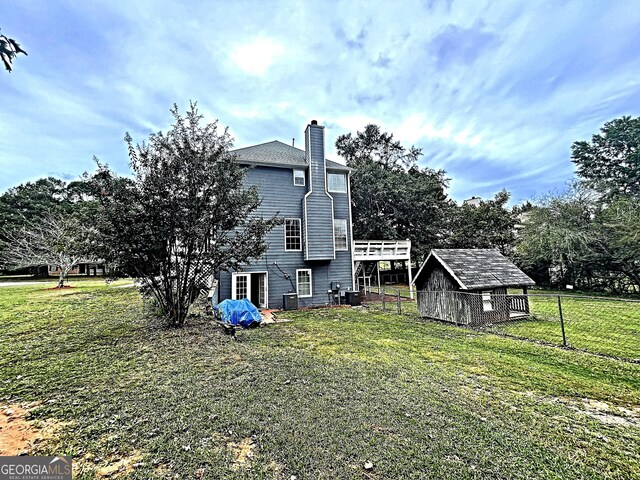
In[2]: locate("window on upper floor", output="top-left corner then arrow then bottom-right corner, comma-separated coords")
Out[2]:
327,172 -> 347,193
293,169 -> 305,187
296,269 -> 312,297
334,219 -> 348,251
284,218 -> 302,251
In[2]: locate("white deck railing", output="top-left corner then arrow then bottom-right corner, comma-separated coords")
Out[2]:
352,239 -> 414,299
352,240 -> 411,261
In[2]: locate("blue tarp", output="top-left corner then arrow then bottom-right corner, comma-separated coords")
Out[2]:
215,298 -> 262,328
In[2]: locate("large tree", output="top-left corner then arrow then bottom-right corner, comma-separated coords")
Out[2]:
0,177 -> 68,230
0,177 -> 100,267
0,213 -> 94,287
514,183 -> 640,292
1,178 -> 73,270
336,124 -> 422,169
336,124 -> 451,260
446,190 -> 517,255
515,185 -> 598,287
92,103 -> 279,327
593,196 -> 640,291
571,116 -> 640,200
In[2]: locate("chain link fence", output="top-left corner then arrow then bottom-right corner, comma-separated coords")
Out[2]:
411,291 -> 640,362
360,286 -> 640,362
362,286 -> 417,316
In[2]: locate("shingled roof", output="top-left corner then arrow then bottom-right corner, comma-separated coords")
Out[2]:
414,249 -> 535,290
232,140 -> 350,171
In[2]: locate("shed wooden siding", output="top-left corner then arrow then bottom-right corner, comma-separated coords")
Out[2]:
466,287 -> 510,325
415,249 -> 534,325
218,165 -> 353,309
416,260 -> 515,324
417,263 -> 472,324
303,124 -> 335,261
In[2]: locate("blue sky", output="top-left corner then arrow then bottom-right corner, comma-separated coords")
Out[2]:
1,1 -> 639,203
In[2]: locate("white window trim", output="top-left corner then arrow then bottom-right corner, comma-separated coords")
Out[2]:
253,271 -> 269,309
296,269 -> 313,298
284,218 -> 302,251
293,169 -> 305,187
482,290 -> 493,311
327,172 -> 347,193
334,219 -> 348,251
232,273 -> 251,300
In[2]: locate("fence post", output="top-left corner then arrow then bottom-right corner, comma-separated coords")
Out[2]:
381,286 -> 386,311
397,289 -> 401,315
557,295 -> 567,347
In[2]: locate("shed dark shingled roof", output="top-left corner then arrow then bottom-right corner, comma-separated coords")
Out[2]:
416,249 -> 535,290
231,140 -> 350,171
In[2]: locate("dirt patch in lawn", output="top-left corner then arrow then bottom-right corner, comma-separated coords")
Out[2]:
578,398 -> 640,427
559,397 -> 640,427
94,451 -> 144,478
362,292 -> 413,303
228,437 -> 256,470
0,404 -> 45,455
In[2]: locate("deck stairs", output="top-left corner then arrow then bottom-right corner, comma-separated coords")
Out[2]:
352,240 -> 414,298
354,260 -> 378,279
354,261 -> 379,293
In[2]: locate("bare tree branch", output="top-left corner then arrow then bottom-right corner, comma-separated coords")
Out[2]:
0,213 -> 96,287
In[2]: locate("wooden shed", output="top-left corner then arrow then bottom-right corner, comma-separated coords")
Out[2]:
412,249 -> 535,325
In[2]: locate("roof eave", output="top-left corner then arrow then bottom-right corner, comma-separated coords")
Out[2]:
466,281 -> 536,290
432,250 -> 468,289
326,163 -> 352,172
412,250 -> 469,289
238,160 -> 308,169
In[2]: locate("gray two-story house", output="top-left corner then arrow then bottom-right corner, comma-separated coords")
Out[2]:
217,120 -> 355,309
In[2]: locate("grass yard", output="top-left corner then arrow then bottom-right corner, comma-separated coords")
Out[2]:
1,281 -> 639,479
377,283 -> 413,299
492,292 -> 640,360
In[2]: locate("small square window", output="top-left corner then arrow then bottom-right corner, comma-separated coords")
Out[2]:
327,173 -> 347,193
293,170 -> 305,186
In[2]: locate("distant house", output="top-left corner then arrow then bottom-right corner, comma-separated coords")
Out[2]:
412,249 -> 535,325
47,262 -> 107,276
216,120 -> 354,309
4,262 -> 107,277
462,196 -> 482,207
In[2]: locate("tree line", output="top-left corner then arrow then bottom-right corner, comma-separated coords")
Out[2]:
335,124 -> 516,261
0,104 -> 277,326
517,116 -> 640,293
339,117 -> 640,294
1,107 -> 638,326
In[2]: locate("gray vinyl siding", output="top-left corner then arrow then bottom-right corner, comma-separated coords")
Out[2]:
326,168 -> 353,298
218,164 -> 354,309
303,125 -> 335,261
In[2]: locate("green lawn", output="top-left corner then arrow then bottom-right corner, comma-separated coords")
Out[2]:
1,281 -> 639,479
489,293 -> 640,360
0,274 -> 114,284
378,283 -> 413,298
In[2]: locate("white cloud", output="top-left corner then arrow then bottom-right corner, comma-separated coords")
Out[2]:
2,0 -> 640,203
229,37 -> 284,76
